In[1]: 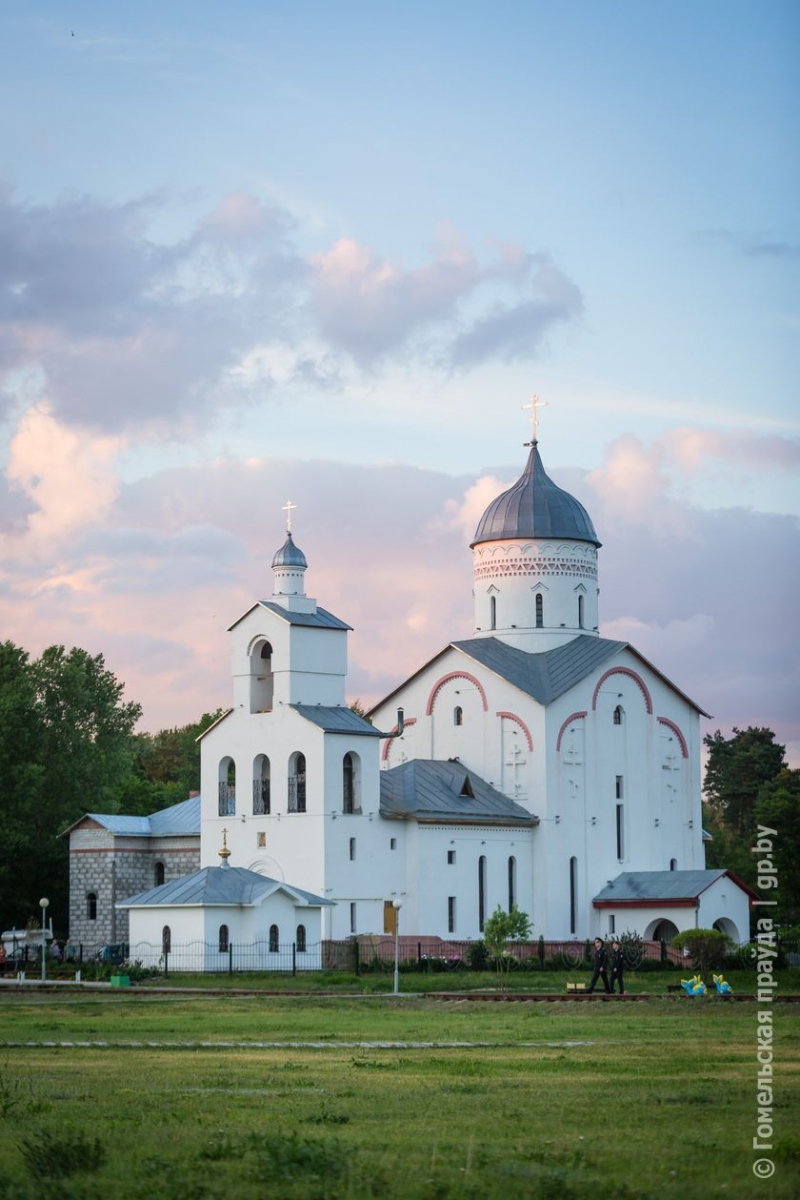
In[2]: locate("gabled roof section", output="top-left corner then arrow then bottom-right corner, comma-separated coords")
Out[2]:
452,635 -> 625,706
118,866 -> 334,909
380,760 -> 537,826
593,869 -> 758,906
228,602 -> 351,632
61,795 -> 201,840
293,705 -> 389,737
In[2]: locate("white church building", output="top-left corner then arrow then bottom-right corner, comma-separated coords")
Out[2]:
152,430 -> 752,949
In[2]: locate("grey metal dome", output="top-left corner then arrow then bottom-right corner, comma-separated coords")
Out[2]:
271,531 -> 308,569
471,444 -> 600,548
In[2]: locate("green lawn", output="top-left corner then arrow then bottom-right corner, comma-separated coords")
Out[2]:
1,991 -> 798,1199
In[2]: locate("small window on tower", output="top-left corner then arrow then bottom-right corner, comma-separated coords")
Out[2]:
613,705 -> 623,726
454,706 -> 463,726
535,593 -> 544,628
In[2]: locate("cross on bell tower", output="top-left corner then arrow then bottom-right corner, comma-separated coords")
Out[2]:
521,393 -> 548,445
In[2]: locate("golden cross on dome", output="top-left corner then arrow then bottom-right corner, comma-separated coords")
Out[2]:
521,394 -> 548,445
282,499 -> 296,532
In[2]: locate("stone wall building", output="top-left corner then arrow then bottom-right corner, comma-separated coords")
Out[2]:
64,796 -> 200,949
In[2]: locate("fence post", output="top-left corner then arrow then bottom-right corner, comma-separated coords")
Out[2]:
292,943 -> 297,977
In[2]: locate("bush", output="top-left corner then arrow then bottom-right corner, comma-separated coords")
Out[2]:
466,940 -> 490,971
671,928 -> 732,975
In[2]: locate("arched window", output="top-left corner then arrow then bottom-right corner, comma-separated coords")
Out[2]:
453,706 -> 463,726
269,924 -> 279,953
490,595 -> 497,630
535,593 -> 544,628
613,705 -> 623,726
162,926 -> 171,954
218,924 -> 229,953
218,756 -> 236,815
670,858 -> 678,871
343,753 -> 355,814
253,754 -> 271,814
296,924 -> 306,953
478,855 -> 487,932
289,753 -> 306,813
508,856 -> 516,912
154,862 -> 165,887
569,857 -> 578,935
87,893 -> 97,921
578,594 -> 584,629
250,640 -> 274,713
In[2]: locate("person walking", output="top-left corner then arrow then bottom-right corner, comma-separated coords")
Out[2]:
586,937 -> 611,994
610,939 -> 625,994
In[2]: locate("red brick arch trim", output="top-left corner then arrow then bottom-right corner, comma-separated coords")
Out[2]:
556,711 -> 587,752
381,717 -> 417,763
591,668 -> 653,714
426,672 -> 488,716
657,716 -> 689,759
496,711 -> 533,751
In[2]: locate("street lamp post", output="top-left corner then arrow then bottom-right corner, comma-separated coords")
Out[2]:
39,897 -> 50,983
392,899 -> 402,995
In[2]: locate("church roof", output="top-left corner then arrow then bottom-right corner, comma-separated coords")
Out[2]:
271,531 -> 308,568
471,443 -> 600,548
61,795 -> 201,840
118,866 -> 334,909
380,759 -> 538,826
293,705 -> 389,736
592,869 -> 757,906
229,602 -> 351,631
452,634 -> 625,705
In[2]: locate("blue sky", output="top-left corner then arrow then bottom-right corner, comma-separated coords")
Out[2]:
1,1 -> 798,760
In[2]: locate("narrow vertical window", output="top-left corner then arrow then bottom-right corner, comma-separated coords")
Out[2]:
507,856 -> 516,912
349,837 -> 356,861
448,897 -> 456,934
218,924 -> 229,953
390,838 -> 397,850
289,753 -> 307,813
670,858 -> 678,871
296,924 -> 306,953
616,804 -> 624,860
218,757 -> 236,816
343,753 -> 355,813
535,593 -> 543,628
490,595 -> 497,630
154,862 -> 165,887
615,775 -> 624,799
350,902 -> 357,934
447,849 -> 456,865
613,705 -> 623,726
569,857 -> 577,935
87,893 -> 97,921
269,924 -> 279,953
578,594 -> 584,628
609,915 -> 616,935
478,855 -> 487,932
453,706 -> 463,726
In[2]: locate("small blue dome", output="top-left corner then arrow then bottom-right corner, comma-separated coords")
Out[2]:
272,531 -> 308,569
471,444 -> 600,548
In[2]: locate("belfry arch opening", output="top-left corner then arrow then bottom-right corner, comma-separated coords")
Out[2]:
249,639 -> 274,713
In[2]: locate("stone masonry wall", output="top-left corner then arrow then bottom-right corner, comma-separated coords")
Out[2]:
68,835 -> 200,952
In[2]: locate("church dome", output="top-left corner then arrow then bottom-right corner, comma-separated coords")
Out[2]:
471,444 -> 600,548
271,531 -> 308,569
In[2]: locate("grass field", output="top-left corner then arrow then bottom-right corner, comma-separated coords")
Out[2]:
1,988 -> 798,1199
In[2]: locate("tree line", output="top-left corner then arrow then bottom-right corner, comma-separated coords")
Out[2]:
0,640 -> 219,932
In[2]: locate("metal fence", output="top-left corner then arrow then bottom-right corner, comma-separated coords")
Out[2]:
14,935 -> 785,976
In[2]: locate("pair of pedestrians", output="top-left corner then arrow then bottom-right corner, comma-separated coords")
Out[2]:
586,937 -> 624,994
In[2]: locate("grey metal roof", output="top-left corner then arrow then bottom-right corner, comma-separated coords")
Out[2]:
471,444 -> 600,548
452,635 -> 625,705
271,531 -> 308,569
293,705 -> 389,737
256,602 -> 352,631
592,870 -> 728,903
380,759 -> 537,825
64,795 -> 201,840
119,866 -> 333,909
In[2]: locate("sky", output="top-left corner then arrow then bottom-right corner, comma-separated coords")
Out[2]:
1,1 -> 798,765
